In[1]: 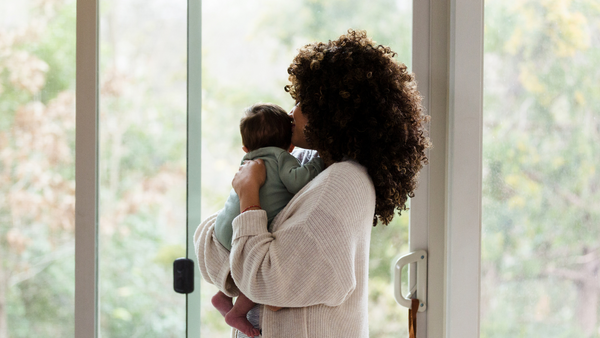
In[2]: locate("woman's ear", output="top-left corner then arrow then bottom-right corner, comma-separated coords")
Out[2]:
242,146 -> 249,153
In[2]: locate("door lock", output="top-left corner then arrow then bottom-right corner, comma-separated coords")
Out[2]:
173,257 -> 194,294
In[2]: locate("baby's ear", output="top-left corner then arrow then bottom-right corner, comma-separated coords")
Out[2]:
242,146 -> 249,153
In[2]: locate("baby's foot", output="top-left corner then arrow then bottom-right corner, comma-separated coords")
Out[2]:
225,312 -> 261,337
211,292 -> 233,317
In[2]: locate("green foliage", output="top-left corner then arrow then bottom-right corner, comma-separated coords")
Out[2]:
36,4 -> 77,103
1,1 -> 77,337
368,215 -> 410,338
154,244 -> 187,268
7,256 -> 75,337
253,0 -> 412,68
482,0 -> 600,336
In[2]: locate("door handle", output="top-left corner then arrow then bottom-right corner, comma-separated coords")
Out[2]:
394,250 -> 427,312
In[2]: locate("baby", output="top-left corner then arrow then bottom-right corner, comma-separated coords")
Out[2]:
211,103 -> 324,337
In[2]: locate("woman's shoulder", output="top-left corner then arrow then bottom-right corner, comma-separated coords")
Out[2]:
330,159 -> 368,173
309,160 -> 374,199
326,160 -> 371,181
272,160 -> 375,232
301,160 -> 375,230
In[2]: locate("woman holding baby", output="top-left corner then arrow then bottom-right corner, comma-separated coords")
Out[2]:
195,29 -> 430,338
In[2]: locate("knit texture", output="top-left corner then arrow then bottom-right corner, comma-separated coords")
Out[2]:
195,160 -> 375,338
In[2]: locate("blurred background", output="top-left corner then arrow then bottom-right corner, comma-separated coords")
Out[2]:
481,1 -> 600,337
0,0 -> 598,337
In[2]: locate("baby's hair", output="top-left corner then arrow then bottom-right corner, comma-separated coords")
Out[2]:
240,103 -> 293,152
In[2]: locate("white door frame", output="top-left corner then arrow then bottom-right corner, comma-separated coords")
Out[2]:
410,0 -> 484,337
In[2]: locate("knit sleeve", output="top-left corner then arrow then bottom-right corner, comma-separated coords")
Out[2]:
194,213 -> 240,297
229,164 -> 373,308
277,152 -> 325,194
229,210 -> 356,308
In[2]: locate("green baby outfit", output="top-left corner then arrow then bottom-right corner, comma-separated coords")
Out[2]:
214,147 -> 324,250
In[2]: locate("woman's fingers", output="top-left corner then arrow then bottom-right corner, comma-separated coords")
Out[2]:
232,159 -> 266,197
233,159 -> 265,210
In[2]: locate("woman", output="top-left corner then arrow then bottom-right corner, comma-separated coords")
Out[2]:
195,29 -> 430,338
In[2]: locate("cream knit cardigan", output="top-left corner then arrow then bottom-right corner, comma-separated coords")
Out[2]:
194,160 -> 375,338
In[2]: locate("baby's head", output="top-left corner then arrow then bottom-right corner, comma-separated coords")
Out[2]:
240,103 -> 293,152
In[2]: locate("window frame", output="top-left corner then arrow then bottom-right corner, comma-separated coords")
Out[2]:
410,0 -> 483,337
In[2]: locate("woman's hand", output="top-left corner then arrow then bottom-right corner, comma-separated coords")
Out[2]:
232,159 -> 266,212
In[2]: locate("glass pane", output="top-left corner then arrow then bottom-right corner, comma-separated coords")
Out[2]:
0,1 -> 76,337
98,0 -> 187,336
200,0 -> 412,336
482,1 -> 600,337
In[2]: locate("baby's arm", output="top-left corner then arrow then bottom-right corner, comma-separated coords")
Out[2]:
213,189 -> 240,251
277,152 -> 325,194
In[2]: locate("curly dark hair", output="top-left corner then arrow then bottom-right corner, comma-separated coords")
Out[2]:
285,29 -> 430,226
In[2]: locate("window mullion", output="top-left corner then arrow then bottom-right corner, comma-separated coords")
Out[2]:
75,0 -> 100,337
446,0 -> 484,337
186,0 -> 202,336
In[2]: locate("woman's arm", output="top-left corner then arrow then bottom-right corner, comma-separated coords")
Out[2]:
232,159 -> 265,212
229,209 -> 358,308
230,163 -> 374,308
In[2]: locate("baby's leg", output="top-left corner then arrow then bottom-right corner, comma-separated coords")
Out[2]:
225,292 -> 261,337
211,291 -> 233,317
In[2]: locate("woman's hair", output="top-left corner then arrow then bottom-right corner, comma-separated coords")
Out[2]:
240,103 -> 293,151
285,29 -> 430,226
